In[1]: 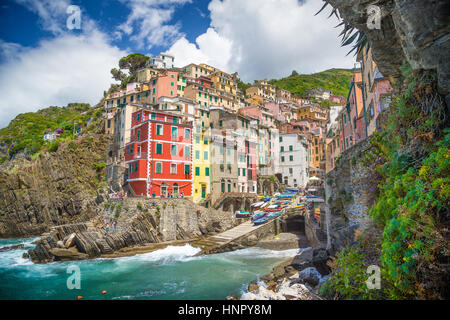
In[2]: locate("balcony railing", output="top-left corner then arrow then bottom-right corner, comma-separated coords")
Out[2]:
126,152 -> 148,160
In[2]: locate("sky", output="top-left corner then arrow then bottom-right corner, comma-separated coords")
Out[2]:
0,0 -> 355,129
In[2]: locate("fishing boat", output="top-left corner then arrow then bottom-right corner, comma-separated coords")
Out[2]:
235,211 -> 251,218
253,217 -> 269,226
289,203 -> 305,209
267,211 -> 282,219
251,211 -> 267,221
251,201 -> 265,208
264,204 -> 281,212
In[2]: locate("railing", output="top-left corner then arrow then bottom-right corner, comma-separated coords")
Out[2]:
126,152 -> 148,160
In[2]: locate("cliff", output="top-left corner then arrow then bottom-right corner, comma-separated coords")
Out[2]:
0,133 -> 110,238
324,0 -> 449,96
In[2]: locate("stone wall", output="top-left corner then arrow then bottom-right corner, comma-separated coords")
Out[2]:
324,139 -> 380,254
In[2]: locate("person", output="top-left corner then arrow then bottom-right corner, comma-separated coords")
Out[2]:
152,192 -> 156,198
181,192 -> 184,198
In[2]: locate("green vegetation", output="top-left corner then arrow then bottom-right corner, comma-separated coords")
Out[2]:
323,63 -> 449,299
110,53 -> 149,90
269,68 -> 352,99
0,103 -> 103,158
237,78 -> 252,95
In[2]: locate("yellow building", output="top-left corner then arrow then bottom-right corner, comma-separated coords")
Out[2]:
184,84 -> 239,111
298,104 -> 328,125
245,80 -> 276,101
136,67 -> 161,83
192,106 -> 211,205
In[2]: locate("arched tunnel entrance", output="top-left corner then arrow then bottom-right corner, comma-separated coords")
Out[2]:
280,214 -> 305,234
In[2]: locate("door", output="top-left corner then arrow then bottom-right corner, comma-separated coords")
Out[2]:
161,184 -> 168,197
201,185 -> 206,198
173,183 -> 179,197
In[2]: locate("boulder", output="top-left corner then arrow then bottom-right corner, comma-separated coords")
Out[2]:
312,248 -> 331,275
294,267 -> 322,287
49,248 -> 88,261
56,240 -> 64,248
64,233 -> 76,248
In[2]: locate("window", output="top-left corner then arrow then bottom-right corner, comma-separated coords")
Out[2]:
242,168 -> 246,177
279,136 -> 283,142
221,182 -> 225,193
184,146 -> 191,158
290,155 -> 293,161
155,162 -> 162,174
170,163 -> 177,174
281,146 -> 284,152
289,168 -> 293,174
137,129 -> 141,141
228,184 -> 231,193
171,126 -> 178,138
205,167 -> 210,176
156,143 -> 163,154
171,145 -> 177,156
238,168 -> 240,176
184,128 -> 191,139
184,164 -> 190,175
156,124 -> 163,135
289,145 -> 293,151
195,167 -> 200,176
136,112 -> 140,121
204,151 -> 208,160
195,150 -> 200,159
281,156 -> 285,162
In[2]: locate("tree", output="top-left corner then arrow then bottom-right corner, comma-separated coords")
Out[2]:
118,53 -> 149,75
110,68 -> 126,82
291,70 -> 299,77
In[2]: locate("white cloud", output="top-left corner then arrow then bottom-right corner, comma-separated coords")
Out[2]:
0,0 -> 128,128
116,0 -> 192,50
168,0 -> 355,82
168,28 -> 232,71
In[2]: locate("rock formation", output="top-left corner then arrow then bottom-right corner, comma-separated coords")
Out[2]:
325,0 -> 449,96
0,134 -> 110,238
27,198 -> 240,263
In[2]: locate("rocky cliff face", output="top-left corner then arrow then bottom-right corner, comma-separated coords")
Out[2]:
325,139 -> 381,254
27,198 -> 240,263
0,134 -> 110,238
325,0 -> 450,96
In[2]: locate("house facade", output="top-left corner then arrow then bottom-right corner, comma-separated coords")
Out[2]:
125,110 -> 193,198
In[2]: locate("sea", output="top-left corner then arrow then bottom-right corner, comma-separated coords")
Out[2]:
0,237 -> 302,300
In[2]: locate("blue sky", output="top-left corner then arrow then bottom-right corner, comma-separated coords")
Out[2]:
0,0 -> 355,128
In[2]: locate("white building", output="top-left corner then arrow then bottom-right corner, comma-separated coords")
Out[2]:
146,53 -> 175,69
279,133 -> 309,188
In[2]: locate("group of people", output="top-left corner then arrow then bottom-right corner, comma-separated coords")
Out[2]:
101,219 -> 117,233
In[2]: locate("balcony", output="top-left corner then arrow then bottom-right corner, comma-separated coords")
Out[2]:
126,152 -> 148,160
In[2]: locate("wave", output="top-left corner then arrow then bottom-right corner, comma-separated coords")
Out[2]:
115,244 -> 202,266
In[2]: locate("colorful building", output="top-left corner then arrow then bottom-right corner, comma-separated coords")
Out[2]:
125,110 -> 193,198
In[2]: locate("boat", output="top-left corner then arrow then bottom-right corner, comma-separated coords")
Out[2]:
264,205 -> 281,212
253,217 -> 269,226
251,201 -> 265,208
235,211 -> 251,218
267,211 -> 282,219
289,204 -> 305,209
251,211 -> 267,221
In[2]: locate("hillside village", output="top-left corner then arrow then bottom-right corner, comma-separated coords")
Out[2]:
102,46 -> 391,211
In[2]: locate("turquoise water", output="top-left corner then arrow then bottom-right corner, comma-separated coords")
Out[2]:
0,237 -> 301,300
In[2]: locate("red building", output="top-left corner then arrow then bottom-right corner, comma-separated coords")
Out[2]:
125,110 -> 193,198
